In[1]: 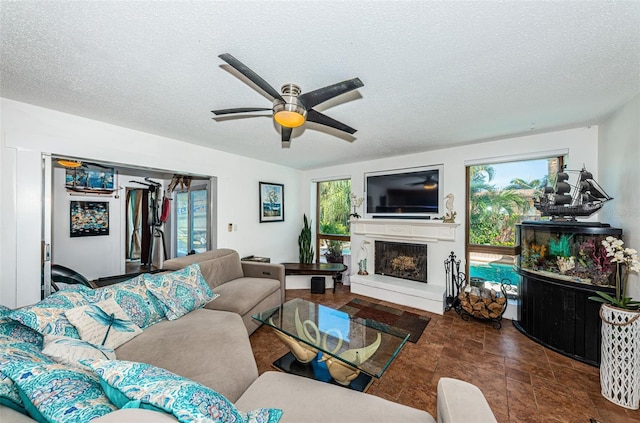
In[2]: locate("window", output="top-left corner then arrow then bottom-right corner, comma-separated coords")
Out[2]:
316,179 -> 351,263
175,187 -> 209,257
466,156 -> 562,291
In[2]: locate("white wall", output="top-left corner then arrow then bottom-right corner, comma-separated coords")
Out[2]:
302,126 -> 600,291
598,94 -> 640,300
0,98 -> 302,307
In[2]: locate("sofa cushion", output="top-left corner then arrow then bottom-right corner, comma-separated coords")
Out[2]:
41,336 -> 115,369
197,251 -> 245,287
163,249 -> 245,288
143,264 -> 217,320
2,361 -> 117,423
236,371 -> 436,423
0,336 -> 55,414
114,309 -> 259,403
91,275 -> 166,329
207,277 -> 280,316
88,360 -> 282,423
9,289 -> 92,339
65,299 -> 142,349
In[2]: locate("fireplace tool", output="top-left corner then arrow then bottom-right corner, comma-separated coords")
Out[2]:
444,251 -> 465,311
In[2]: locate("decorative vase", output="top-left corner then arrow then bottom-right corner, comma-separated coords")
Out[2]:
599,303 -> 640,409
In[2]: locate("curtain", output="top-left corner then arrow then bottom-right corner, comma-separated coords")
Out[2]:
126,190 -> 143,260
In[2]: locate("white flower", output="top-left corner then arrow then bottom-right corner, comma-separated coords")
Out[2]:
601,237 -> 640,271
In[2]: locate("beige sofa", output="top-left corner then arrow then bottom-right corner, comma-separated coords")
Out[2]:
162,248 -> 285,334
1,249 -> 497,423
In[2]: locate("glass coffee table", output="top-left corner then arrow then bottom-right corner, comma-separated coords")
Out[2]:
252,298 -> 409,391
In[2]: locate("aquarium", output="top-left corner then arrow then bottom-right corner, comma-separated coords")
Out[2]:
517,221 -> 622,287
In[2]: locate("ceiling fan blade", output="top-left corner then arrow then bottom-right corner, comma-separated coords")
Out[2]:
218,53 -> 284,102
281,127 -> 292,149
211,107 -> 272,116
298,78 -> 363,109
306,109 -> 357,134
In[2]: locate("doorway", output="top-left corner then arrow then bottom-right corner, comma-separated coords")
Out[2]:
45,154 -> 216,288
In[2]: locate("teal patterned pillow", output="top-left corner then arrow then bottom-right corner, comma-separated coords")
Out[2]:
2,361 -> 117,423
9,289 -> 93,338
88,360 -> 282,423
143,264 -> 218,320
92,275 -> 166,329
0,317 -> 44,347
0,335 -> 55,414
0,304 -> 10,318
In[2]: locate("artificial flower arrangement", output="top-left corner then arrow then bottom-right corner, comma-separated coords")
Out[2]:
349,193 -> 364,219
589,236 -> 640,310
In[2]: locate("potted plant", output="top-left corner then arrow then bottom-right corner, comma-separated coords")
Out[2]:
324,240 -> 344,264
588,236 -> 640,409
298,214 -> 314,264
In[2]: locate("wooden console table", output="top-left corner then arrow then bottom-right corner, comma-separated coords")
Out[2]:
282,262 -> 347,293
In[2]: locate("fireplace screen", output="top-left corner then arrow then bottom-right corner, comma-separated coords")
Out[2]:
374,241 -> 427,283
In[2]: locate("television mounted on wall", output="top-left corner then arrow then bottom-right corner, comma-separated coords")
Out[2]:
365,165 -> 443,218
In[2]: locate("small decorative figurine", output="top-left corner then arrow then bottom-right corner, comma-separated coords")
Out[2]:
357,240 -> 370,275
443,193 -> 456,223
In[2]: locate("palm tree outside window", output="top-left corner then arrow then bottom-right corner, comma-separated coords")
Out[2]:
466,157 -> 562,295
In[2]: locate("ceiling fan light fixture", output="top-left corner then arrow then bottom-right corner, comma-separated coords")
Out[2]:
273,103 -> 307,128
423,182 -> 438,190
57,159 -> 82,168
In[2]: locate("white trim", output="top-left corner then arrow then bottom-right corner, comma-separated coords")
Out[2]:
463,149 -> 569,166
310,174 -> 351,183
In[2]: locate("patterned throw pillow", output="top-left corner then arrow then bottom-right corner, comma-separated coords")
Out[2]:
0,317 -> 44,347
88,360 -> 282,423
42,335 -> 116,369
0,335 -> 55,414
2,361 -> 117,423
9,288 -> 93,338
91,275 -> 166,329
0,304 -> 10,318
143,264 -> 218,320
65,299 -> 142,349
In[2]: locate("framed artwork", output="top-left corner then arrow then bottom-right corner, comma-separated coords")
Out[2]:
65,163 -> 115,193
70,201 -> 109,237
259,182 -> 284,223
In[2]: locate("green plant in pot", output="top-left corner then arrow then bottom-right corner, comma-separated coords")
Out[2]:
298,214 -> 314,264
325,240 -> 344,263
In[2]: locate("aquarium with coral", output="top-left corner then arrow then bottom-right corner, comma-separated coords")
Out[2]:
517,221 -> 622,287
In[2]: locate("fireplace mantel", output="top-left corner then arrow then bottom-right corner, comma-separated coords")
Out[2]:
351,219 -> 459,242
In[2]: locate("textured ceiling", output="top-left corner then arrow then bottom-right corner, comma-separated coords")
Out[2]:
1,1 -> 639,170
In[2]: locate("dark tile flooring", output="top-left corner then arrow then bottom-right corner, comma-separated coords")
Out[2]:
248,286 -> 640,423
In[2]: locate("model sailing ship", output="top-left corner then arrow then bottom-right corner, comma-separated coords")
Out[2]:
533,166 -> 613,221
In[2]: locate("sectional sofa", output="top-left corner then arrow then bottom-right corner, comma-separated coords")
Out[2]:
0,249 -> 497,423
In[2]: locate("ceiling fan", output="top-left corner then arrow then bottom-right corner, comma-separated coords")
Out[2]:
406,175 -> 439,189
211,53 -> 364,148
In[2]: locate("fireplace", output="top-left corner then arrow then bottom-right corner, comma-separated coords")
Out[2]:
349,218 -> 460,314
374,241 -> 427,283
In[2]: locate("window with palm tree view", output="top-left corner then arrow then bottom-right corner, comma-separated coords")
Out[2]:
317,179 -> 351,263
467,157 -> 562,297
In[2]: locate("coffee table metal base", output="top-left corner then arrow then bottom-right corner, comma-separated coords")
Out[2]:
272,352 -> 374,392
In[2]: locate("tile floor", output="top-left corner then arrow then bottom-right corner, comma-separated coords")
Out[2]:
248,286 -> 640,423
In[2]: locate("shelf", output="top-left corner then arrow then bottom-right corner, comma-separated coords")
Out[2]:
351,219 -> 459,242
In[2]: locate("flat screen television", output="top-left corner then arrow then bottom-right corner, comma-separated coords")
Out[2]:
365,165 -> 443,218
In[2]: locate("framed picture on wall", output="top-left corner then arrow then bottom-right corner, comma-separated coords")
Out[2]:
70,201 -> 109,237
259,182 -> 284,223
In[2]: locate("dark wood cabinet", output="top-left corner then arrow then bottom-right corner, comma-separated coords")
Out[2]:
514,221 -> 621,366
